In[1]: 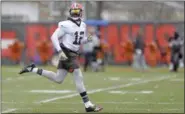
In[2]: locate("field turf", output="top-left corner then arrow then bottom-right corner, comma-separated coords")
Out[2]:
1,65 -> 184,113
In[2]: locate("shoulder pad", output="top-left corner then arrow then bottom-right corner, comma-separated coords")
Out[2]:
81,21 -> 86,27
58,21 -> 70,28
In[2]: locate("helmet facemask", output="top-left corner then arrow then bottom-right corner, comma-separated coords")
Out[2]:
69,3 -> 83,21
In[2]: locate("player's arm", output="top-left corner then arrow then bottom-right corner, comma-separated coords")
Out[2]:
82,35 -> 93,44
51,25 -> 68,60
51,27 -> 63,52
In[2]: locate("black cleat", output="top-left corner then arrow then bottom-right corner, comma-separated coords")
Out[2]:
85,105 -> 103,112
19,63 -> 36,74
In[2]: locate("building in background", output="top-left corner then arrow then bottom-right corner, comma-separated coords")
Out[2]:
1,1 -> 184,66
1,1 -> 184,22
2,2 -> 39,22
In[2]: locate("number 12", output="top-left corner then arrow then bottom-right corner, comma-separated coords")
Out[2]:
73,31 -> 84,45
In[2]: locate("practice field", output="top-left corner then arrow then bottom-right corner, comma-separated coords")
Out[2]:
1,65 -> 184,113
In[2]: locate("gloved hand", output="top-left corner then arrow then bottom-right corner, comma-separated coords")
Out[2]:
87,35 -> 93,42
58,50 -> 68,60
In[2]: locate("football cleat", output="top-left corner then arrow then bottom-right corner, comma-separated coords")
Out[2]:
19,63 -> 36,74
85,105 -> 103,112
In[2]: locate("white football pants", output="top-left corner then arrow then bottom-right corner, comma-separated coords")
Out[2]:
40,68 -> 86,93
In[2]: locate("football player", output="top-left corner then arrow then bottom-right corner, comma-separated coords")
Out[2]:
19,2 -> 103,112
168,32 -> 183,72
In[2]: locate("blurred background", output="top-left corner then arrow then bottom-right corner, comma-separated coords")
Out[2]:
1,1 -> 184,70
1,1 -> 184,113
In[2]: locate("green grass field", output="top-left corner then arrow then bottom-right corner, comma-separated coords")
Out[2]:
1,65 -> 184,113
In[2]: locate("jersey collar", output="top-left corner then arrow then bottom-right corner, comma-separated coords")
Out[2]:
67,17 -> 81,27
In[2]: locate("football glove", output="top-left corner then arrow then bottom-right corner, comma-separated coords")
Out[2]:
87,35 -> 93,42
58,50 -> 68,61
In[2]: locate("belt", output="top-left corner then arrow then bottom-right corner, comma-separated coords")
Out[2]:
60,43 -> 79,55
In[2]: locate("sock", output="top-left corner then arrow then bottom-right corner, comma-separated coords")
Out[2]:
80,91 -> 94,108
32,68 -> 38,73
31,68 -> 43,75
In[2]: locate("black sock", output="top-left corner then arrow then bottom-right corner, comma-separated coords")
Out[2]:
37,68 -> 43,75
80,91 -> 89,103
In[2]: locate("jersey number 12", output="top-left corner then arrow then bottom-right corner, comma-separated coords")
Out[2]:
73,31 -> 84,45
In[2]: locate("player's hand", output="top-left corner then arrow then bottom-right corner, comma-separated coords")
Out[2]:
58,50 -> 68,61
87,35 -> 93,42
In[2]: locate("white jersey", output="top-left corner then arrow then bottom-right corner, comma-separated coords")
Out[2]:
51,19 -> 88,53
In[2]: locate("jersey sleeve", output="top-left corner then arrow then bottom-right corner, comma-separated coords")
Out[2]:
51,22 -> 66,52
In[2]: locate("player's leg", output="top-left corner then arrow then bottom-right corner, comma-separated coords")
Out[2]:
179,52 -> 184,68
133,51 -> 141,70
83,53 -> 89,72
66,50 -> 103,112
73,68 -> 103,112
171,52 -> 179,72
169,53 -> 174,71
33,68 -> 68,83
132,53 -> 137,68
91,49 -> 98,72
174,52 -> 181,72
141,54 -> 147,70
19,63 -> 68,84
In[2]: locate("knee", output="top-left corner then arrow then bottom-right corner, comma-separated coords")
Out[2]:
55,79 -> 63,84
55,75 -> 64,84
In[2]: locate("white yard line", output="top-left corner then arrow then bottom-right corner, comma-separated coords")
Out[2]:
37,75 -> 176,103
170,78 -> 184,82
29,90 -> 75,94
2,68 -> 41,82
2,101 -> 183,105
2,75 -> 39,83
2,108 -> 17,113
109,90 -> 153,94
